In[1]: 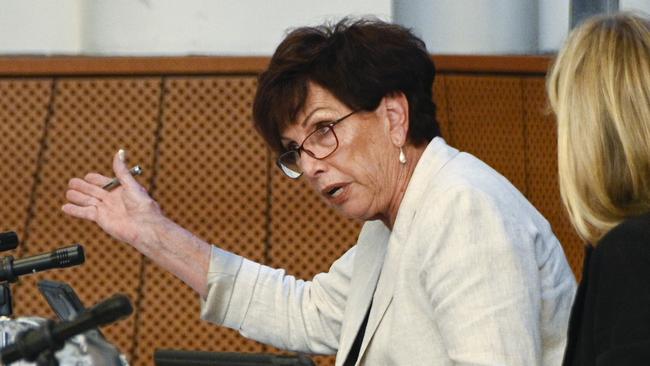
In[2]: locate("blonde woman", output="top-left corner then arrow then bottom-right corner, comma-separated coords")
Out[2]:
548,12 -> 650,365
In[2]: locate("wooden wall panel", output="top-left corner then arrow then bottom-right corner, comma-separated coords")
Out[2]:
0,56 -> 587,366
132,76 -> 267,365
433,75 -> 450,143
0,79 -> 51,248
11,78 -> 161,362
523,78 -> 584,279
445,75 -> 527,194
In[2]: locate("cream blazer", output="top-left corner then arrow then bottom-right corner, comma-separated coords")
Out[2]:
201,137 -> 576,365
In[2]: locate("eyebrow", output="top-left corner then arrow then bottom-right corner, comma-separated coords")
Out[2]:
280,107 -> 328,143
300,107 -> 325,128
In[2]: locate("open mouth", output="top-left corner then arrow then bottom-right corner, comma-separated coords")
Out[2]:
328,186 -> 344,198
323,184 -> 347,199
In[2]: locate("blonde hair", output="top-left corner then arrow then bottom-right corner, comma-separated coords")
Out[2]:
547,12 -> 650,244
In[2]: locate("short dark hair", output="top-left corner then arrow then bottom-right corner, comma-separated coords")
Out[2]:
252,18 -> 440,153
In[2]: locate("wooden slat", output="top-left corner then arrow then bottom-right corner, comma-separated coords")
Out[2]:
0,55 -> 552,76
0,56 -> 270,76
434,55 -> 551,75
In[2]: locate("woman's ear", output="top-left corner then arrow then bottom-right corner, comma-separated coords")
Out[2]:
383,92 -> 410,147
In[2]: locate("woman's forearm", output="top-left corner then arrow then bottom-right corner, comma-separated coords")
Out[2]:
135,215 -> 212,298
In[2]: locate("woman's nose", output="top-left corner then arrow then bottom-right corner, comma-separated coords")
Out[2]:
298,152 -> 326,178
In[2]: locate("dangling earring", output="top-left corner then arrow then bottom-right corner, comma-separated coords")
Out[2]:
399,147 -> 407,164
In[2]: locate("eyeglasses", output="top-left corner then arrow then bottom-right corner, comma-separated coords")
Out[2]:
277,111 -> 358,179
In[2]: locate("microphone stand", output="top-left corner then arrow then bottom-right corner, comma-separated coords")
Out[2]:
0,231 -> 20,318
0,294 -> 132,365
36,350 -> 59,366
10,320 -> 62,366
0,254 -> 20,317
0,258 -> 59,364
0,281 -> 13,317
0,253 -> 23,318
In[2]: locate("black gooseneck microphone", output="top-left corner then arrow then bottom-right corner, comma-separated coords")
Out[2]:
0,294 -> 133,364
0,244 -> 85,283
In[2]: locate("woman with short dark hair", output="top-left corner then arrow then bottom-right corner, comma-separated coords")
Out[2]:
63,18 -> 576,365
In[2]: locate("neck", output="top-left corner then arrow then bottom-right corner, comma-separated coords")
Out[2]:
381,144 -> 426,230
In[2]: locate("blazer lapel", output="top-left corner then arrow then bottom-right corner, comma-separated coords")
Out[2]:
354,138 -> 460,363
336,221 -> 390,366
355,214 -> 410,363
337,138 -> 460,365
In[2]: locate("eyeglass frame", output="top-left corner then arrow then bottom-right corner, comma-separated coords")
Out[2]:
276,110 -> 359,179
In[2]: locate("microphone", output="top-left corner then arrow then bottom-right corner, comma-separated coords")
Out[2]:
52,294 -> 133,340
0,231 -> 18,252
0,294 -> 133,364
0,244 -> 84,283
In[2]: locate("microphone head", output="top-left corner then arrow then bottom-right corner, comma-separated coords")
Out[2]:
0,231 -> 19,251
53,244 -> 85,267
89,294 -> 133,327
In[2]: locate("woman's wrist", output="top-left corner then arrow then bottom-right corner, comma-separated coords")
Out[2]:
130,211 -> 174,256
139,214 -> 208,263
137,213 -> 212,295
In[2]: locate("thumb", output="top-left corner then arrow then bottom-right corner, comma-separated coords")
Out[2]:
112,149 -> 139,188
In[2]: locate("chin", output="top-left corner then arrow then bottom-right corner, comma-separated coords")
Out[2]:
334,202 -> 374,222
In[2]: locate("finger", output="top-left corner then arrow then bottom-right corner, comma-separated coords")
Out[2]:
84,172 -> 112,187
68,177 -> 108,200
61,203 -> 97,222
66,189 -> 102,207
112,149 -> 140,188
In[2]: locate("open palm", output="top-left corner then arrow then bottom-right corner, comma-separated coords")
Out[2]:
62,150 -> 163,248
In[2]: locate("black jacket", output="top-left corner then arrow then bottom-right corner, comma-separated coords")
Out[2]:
563,212 -> 650,366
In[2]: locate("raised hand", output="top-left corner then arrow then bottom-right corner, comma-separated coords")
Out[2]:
62,149 -> 164,250
62,149 -> 211,296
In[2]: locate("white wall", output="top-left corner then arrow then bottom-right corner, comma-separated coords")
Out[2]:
394,0 -> 539,54
0,0 -> 391,55
539,1 -> 569,54
1,0 -> 647,56
620,0 -> 650,13
0,0 -> 82,54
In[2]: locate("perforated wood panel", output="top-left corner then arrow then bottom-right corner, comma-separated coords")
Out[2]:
0,79 -> 51,246
0,57 -> 587,366
132,76 -> 267,366
11,78 -> 161,362
433,75 -> 450,142
445,75 -> 527,194
523,78 -> 583,279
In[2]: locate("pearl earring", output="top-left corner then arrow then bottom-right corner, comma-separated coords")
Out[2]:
399,147 -> 407,164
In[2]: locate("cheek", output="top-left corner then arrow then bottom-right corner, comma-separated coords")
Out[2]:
357,132 -> 392,173
332,122 -> 393,185
341,144 -> 388,191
